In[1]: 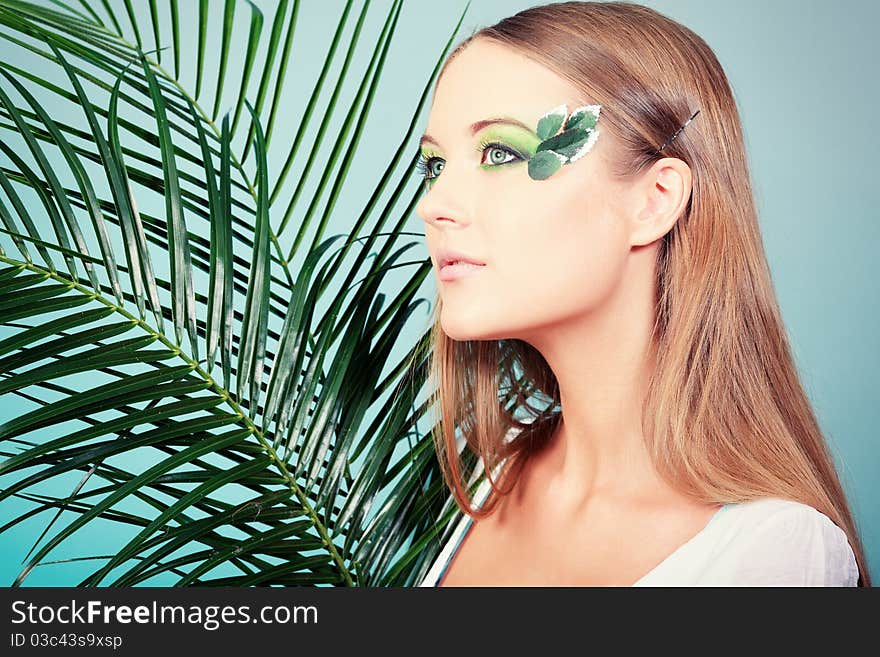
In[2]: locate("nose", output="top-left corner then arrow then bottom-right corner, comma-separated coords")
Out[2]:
414,158 -> 475,230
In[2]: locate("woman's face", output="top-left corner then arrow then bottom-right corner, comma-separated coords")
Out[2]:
416,39 -> 637,343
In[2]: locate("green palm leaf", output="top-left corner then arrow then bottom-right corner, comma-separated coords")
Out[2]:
0,0 -> 474,587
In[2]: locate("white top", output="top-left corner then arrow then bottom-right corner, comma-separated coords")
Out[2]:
419,474 -> 860,587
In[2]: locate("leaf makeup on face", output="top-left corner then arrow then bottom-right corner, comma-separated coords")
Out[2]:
528,103 -> 602,180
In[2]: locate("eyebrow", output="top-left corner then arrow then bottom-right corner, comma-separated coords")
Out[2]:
419,117 -> 534,149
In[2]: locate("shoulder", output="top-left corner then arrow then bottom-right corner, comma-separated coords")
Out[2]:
708,497 -> 859,586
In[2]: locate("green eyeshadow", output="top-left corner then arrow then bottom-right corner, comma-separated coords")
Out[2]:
476,125 -> 541,159
417,103 -> 601,183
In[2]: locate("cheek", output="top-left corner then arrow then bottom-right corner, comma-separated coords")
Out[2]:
496,197 -> 628,315
513,193 -> 621,271
436,176 -> 629,339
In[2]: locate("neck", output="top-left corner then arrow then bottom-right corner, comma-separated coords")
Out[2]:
524,250 -> 664,509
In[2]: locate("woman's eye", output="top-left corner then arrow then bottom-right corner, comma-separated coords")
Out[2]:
416,156 -> 444,183
427,158 -> 444,178
481,144 -> 519,166
417,143 -> 522,185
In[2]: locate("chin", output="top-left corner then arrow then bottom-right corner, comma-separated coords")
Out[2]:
440,312 -> 505,342
440,310 -> 479,340
439,321 -> 480,342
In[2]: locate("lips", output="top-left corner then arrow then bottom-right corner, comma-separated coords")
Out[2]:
436,248 -> 486,269
438,261 -> 484,282
435,247 -> 486,282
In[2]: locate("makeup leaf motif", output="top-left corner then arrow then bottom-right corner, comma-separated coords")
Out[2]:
565,128 -> 600,163
536,103 -> 567,141
537,127 -> 592,157
564,104 -> 600,132
528,103 -> 602,180
528,150 -> 566,180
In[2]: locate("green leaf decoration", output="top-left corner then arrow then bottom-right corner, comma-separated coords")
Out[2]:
564,104 -> 600,132
528,150 -> 565,180
562,128 -> 600,163
536,103 -> 567,140
528,103 -> 602,180
537,126 -> 592,157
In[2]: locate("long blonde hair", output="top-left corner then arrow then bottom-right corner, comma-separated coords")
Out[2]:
424,1 -> 871,586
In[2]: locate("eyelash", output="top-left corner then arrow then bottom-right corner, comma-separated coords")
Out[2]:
415,140 -> 524,182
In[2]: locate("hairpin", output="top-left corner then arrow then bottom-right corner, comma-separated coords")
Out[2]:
653,109 -> 700,155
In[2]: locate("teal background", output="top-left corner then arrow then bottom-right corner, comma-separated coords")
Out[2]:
0,0 -> 877,585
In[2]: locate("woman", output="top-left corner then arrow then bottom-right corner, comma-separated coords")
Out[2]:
414,1 -> 870,586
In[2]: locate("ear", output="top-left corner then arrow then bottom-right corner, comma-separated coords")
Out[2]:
628,158 -> 693,247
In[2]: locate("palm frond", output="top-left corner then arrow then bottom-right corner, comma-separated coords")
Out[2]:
0,0 -> 475,587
